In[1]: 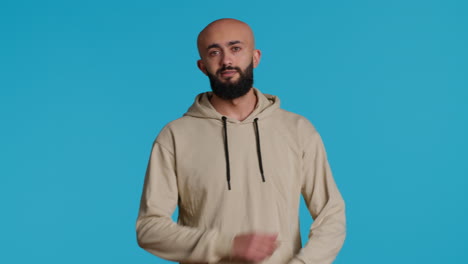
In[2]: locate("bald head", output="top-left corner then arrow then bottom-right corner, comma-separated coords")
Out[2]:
196,18 -> 261,89
197,18 -> 256,58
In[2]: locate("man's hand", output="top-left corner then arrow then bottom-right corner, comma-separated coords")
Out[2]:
231,233 -> 278,263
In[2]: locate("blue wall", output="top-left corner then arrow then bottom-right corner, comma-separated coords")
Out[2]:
1,0 -> 467,263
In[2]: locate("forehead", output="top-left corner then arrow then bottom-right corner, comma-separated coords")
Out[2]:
198,21 -> 254,50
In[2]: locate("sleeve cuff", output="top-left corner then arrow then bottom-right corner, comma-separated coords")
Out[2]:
214,232 -> 235,259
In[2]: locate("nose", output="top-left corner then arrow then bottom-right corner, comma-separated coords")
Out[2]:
221,52 -> 233,67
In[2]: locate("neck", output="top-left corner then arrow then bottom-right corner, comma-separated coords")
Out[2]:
210,88 -> 257,121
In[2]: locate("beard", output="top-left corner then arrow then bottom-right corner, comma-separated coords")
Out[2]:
207,61 -> 254,100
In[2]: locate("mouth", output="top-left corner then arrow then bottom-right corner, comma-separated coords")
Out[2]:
220,70 -> 238,78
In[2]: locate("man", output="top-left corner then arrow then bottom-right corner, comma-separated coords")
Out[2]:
136,18 -> 346,264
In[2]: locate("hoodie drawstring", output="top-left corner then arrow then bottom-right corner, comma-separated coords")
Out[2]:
253,118 -> 266,183
221,116 -> 266,190
222,116 -> 231,190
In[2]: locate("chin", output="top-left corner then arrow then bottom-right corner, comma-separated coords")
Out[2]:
224,77 -> 240,83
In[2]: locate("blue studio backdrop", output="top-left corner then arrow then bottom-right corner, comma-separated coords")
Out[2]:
1,0 -> 467,263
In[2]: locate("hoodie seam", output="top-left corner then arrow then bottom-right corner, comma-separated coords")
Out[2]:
155,140 -> 175,156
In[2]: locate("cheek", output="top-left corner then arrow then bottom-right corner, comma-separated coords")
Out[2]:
239,53 -> 254,65
203,60 -> 221,73
206,66 -> 218,76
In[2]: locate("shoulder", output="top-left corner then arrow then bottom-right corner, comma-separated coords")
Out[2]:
151,116 -> 191,147
163,115 -> 197,130
272,109 -> 318,134
262,108 -> 320,151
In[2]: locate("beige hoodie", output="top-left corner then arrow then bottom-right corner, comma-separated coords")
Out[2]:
136,88 -> 346,264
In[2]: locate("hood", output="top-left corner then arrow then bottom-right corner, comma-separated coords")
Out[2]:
183,88 -> 281,123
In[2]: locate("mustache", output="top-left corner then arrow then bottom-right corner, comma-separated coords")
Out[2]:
216,66 -> 242,75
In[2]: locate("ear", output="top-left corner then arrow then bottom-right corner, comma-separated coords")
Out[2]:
252,49 -> 262,68
197,59 -> 208,75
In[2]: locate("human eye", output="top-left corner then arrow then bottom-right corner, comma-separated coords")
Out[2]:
209,50 -> 220,56
232,46 -> 241,52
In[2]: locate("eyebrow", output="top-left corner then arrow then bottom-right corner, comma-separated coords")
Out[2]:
228,40 -> 242,46
206,40 -> 243,50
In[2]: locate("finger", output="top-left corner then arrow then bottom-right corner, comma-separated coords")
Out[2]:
252,243 -> 275,256
251,246 -> 276,262
245,246 -> 270,262
244,233 -> 279,261
261,234 -> 279,247
251,240 -> 277,258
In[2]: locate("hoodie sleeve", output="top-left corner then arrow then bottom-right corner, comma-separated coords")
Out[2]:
288,123 -> 346,264
136,134 -> 234,263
